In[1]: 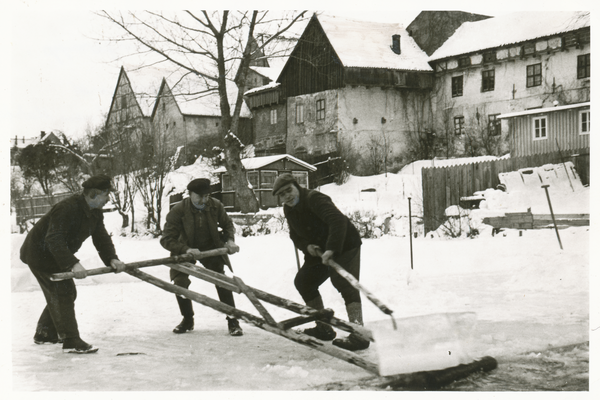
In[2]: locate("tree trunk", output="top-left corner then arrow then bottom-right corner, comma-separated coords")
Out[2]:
119,211 -> 129,228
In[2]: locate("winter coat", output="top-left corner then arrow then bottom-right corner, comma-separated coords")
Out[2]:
160,197 -> 234,269
20,194 -> 118,273
284,187 -> 362,256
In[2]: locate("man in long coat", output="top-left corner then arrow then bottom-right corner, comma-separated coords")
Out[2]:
20,175 -> 126,354
272,173 -> 369,351
160,178 -> 242,336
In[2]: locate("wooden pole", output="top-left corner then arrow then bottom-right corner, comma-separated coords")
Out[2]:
50,248 -> 229,281
127,268 -> 379,375
294,246 -> 301,271
316,250 -> 394,316
541,184 -> 563,250
174,262 -> 373,341
408,197 -> 414,270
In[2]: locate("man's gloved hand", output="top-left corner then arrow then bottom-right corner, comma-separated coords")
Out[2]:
306,244 -> 322,257
71,262 -> 88,279
110,259 -> 127,273
225,240 -> 240,255
185,248 -> 203,259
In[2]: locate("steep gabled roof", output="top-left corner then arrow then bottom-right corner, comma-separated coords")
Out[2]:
105,67 -> 159,127
429,11 -> 590,61
153,77 -> 252,118
315,14 -> 432,71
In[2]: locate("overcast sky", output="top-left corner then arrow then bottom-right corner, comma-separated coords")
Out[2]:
5,1 -> 595,143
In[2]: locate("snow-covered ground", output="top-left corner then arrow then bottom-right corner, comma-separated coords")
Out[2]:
8,163 -> 595,392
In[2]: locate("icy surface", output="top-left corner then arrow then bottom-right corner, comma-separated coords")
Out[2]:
8,161 -> 594,391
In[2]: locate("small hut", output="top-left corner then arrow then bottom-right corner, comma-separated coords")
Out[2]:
215,154 -> 317,211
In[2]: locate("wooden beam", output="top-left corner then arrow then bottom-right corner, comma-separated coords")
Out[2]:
126,268 -> 379,375
176,262 -> 373,341
50,249 -> 229,281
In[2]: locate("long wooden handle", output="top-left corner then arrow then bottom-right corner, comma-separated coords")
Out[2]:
49,248 -> 229,281
317,249 -> 394,315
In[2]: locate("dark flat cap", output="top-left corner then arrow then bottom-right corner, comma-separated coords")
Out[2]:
272,173 -> 297,195
82,174 -> 114,191
187,178 -> 211,195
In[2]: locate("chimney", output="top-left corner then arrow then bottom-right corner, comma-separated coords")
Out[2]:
40,131 -> 46,139
391,34 -> 401,55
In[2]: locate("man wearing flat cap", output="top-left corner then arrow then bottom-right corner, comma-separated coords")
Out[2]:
272,173 -> 369,351
160,178 -> 243,336
20,174 -> 127,354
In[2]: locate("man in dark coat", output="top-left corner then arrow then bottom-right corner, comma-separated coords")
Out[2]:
160,178 -> 243,336
20,174 -> 126,354
272,173 -> 369,351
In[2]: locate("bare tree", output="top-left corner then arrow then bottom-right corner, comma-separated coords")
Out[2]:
98,10 -> 308,213
132,113 -> 179,235
95,124 -> 140,232
401,91 -> 437,161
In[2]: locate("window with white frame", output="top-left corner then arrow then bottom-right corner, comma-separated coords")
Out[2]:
533,116 -> 547,140
296,103 -> 304,124
260,171 -> 278,189
580,110 -> 590,135
270,109 -> 277,125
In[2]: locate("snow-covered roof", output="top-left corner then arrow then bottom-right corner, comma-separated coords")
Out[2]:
316,14 -> 432,72
244,82 -> 281,96
124,68 -> 164,117
429,11 -> 590,61
214,154 -> 317,173
497,102 -> 590,119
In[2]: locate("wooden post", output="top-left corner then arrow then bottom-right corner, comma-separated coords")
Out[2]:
541,184 -> 563,250
408,197 -> 414,270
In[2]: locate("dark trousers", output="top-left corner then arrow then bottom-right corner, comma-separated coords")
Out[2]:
28,265 -> 80,340
294,246 -> 362,305
170,256 -> 235,318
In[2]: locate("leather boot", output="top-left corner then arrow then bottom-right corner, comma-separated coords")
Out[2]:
301,296 -> 336,341
174,295 -> 194,333
332,302 -> 370,351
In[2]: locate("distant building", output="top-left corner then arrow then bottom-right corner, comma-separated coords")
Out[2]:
10,131 -> 62,166
214,154 -> 316,211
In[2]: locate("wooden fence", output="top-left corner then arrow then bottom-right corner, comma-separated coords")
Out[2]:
422,148 -> 590,234
14,192 -> 74,224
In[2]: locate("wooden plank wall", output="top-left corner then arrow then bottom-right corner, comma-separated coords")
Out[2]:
15,192 -> 73,223
422,148 -> 589,233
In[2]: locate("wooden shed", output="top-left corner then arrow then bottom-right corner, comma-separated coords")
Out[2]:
215,154 -> 317,211
498,102 -> 590,158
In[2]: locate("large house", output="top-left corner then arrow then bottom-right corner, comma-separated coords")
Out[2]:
246,14 -> 436,172
245,11 -> 591,175
428,11 -> 590,157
